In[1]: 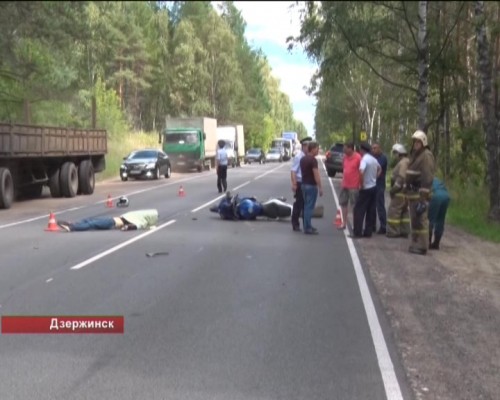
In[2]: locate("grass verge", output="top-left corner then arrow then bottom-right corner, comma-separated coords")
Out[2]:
447,181 -> 500,243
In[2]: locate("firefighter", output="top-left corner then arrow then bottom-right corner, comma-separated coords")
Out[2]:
386,143 -> 410,238
405,130 -> 435,255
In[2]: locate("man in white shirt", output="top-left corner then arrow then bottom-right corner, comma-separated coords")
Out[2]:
215,140 -> 229,193
290,136 -> 312,231
350,142 -> 381,238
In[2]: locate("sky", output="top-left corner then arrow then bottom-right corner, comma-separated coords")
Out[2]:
215,1 -> 318,137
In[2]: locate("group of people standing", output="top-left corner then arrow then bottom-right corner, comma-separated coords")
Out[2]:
290,130 -> 450,255
339,130 -> 450,255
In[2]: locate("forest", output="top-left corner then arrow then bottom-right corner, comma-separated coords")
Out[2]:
291,1 -> 500,232
0,1 -> 307,153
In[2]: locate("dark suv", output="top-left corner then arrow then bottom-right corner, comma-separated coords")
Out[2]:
325,143 -> 344,177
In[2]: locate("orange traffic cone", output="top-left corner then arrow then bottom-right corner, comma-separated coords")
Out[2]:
106,194 -> 113,208
45,212 -> 60,232
178,185 -> 185,197
334,209 -> 343,228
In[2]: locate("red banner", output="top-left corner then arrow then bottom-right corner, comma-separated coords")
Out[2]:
1,316 -> 124,334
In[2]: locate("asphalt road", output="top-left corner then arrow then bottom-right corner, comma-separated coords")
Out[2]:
0,161 -> 411,400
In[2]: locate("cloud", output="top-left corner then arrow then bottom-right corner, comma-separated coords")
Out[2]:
233,1 -> 303,49
268,61 -> 317,103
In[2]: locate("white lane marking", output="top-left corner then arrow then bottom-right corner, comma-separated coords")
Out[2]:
321,161 -> 404,400
0,174 -> 206,230
70,219 -> 176,271
190,184 -> 253,213
252,163 -> 286,180
46,278 -> 53,283
190,164 -> 285,213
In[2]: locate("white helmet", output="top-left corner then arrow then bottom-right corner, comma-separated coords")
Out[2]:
412,130 -> 428,147
391,143 -> 407,155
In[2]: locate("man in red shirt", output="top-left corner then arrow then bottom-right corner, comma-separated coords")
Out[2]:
338,142 -> 361,230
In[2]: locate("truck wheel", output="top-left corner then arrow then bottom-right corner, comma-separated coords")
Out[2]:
78,160 -> 95,195
0,167 -> 14,209
49,168 -> 62,198
60,162 -> 78,198
165,166 -> 171,178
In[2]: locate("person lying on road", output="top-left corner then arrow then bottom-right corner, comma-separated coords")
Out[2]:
57,209 -> 158,232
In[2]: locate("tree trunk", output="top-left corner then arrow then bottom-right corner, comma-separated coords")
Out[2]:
91,96 -> 97,129
444,105 -> 451,180
23,99 -> 31,124
417,1 -> 429,131
475,1 -> 500,221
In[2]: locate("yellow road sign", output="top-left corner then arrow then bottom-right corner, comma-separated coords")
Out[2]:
360,131 -> 367,141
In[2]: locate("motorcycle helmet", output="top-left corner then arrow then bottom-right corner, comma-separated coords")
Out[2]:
116,196 -> 129,208
238,198 -> 257,220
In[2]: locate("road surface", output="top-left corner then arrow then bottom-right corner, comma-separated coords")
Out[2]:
0,162 -> 411,400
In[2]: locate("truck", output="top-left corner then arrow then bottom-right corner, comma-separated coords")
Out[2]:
270,138 -> 293,161
282,131 -> 299,156
216,124 -> 245,167
0,123 -> 107,210
160,117 -> 217,172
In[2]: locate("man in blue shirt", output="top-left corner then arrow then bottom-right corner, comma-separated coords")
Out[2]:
371,142 -> 388,234
290,136 -> 312,231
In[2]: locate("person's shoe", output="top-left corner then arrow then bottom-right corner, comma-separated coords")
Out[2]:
57,221 -> 71,232
311,227 -> 318,232
347,234 -> 363,239
429,242 -> 440,250
304,229 -> 318,235
409,247 -> 427,255
377,228 -> 386,235
362,233 -> 372,238
292,226 -> 301,232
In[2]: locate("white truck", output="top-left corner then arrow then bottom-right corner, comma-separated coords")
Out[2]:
216,124 -> 245,167
282,131 -> 299,156
271,138 -> 293,161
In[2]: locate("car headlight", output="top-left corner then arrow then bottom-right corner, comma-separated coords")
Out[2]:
145,162 -> 156,169
120,164 -> 126,169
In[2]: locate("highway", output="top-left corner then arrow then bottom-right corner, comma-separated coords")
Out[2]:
0,161 -> 411,400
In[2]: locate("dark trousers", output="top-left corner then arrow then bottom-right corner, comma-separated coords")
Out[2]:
374,186 -> 387,231
217,165 -> 228,193
428,195 -> 450,241
353,186 -> 377,236
291,182 -> 304,228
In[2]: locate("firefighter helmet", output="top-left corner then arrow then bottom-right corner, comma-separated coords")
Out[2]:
412,130 -> 428,147
391,143 -> 407,155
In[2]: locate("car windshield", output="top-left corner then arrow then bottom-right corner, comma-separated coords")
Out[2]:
248,149 -> 260,154
269,149 -> 280,154
129,150 -> 157,159
165,132 -> 199,144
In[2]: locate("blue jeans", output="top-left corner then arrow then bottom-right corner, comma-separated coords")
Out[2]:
301,184 -> 318,232
70,217 -> 116,231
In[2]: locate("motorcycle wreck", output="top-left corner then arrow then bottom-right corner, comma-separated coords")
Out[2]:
209,192 -> 293,221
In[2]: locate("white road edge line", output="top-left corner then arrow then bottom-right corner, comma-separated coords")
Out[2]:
321,161 -> 404,400
190,163 -> 285,213
70,219 -> 176,271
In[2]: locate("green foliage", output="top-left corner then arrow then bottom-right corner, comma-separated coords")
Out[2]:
447,179 -> 500,242
0,1 -> 308,156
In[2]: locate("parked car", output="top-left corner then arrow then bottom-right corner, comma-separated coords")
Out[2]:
325,143 -> 344,177
120,149 -> 171,181
244,148 -> 265,164
265,147 -> 283,163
